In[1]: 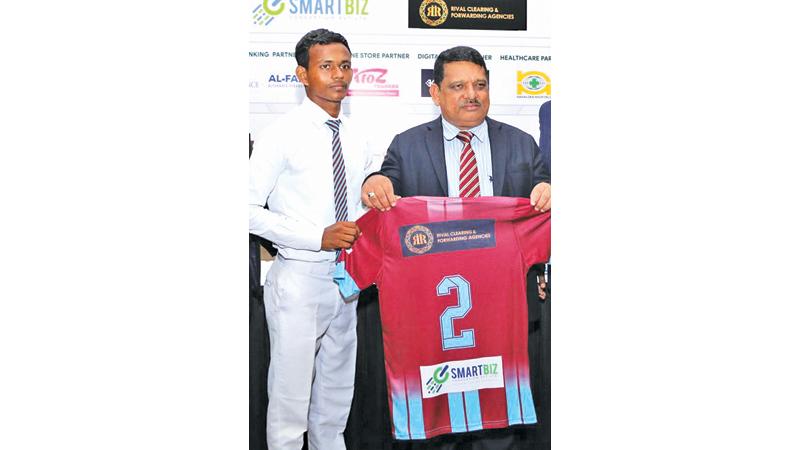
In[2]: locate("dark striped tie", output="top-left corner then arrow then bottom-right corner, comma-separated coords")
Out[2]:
325,120 -> 349,257
456,131 -> 481,198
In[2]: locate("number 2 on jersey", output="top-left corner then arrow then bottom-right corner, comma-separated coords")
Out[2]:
437,275 -> 476,350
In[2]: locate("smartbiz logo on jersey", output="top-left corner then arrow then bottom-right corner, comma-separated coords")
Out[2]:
420,356 -> 504,399
252,0 -> 369,27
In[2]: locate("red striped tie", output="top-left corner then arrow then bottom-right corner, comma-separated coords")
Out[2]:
456,131 -> 480,198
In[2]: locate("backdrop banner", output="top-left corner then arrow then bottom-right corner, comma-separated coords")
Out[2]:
408,0 -> 527,30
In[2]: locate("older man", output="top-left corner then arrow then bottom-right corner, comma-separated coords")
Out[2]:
353,46 -> 551,449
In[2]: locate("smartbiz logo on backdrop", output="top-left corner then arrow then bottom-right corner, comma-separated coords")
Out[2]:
253,0 -> 369,27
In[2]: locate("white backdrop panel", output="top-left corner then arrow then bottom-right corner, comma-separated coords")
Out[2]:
250,0 -> 551,158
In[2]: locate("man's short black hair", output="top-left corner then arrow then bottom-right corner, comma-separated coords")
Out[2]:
433,46 -> 488,86
295,28 -> 351,69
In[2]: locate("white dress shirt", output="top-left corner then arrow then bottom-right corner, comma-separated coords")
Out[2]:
249,98 -> 381,262
441,118 -> 494,197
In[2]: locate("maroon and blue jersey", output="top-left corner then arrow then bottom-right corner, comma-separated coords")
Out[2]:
341,196 -> 550,440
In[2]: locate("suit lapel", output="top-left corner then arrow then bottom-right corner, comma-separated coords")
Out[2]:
487,117 -> 507,195
425,117 -> 448,196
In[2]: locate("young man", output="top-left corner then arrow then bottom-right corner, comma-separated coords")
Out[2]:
357,46 -> 551,449
249,29 -> 377,450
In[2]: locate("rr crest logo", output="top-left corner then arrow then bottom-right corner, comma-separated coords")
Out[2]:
404,225 -> 434,255
419,0 -> 448,27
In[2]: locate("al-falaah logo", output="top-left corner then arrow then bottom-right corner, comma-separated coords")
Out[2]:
419,356 -> 503,399
253,0 -> 369,27
516,70 -> 551,97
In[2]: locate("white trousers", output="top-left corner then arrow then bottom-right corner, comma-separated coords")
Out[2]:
264,256 -> 357,450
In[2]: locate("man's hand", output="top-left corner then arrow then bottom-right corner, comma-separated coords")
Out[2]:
321,221 -> 360,251
529,182 -> 551,212
361,174 -> 400,211
537,275 -> 548,301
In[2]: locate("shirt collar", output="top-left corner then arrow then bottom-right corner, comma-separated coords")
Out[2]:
301,97 -> 345,129
441,116 -> 488,144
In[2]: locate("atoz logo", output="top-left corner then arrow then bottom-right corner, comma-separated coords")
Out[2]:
352,68 -> 386,84
424,364 -> 450,395
347,68 -> 400,97
419,0 -> 448,27
253,0 -> 369,27
516,71 -> 551,97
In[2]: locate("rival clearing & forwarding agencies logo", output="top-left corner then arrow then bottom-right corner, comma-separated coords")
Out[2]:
419,0 -> 448,27
253,0 -> 369,27
400,219 -> 496,257
516,70 -> 551,98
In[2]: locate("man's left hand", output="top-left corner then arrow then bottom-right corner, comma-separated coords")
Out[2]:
537,277 -> 548,301
530,182 -> 551,212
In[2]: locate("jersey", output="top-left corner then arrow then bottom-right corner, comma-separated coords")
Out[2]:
340,196 -> 550,440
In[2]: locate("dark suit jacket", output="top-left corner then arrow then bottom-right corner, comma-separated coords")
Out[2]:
381,116 -> 549,198
378,116 -> 549,322
538,101 -> 551,173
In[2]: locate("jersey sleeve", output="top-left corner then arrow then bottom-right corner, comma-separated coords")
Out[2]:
514,209 -> 551,269
341,208 -> 384,289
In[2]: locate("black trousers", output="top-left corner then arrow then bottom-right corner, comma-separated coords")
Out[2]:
250,235 -> 270,450
344,273 -> 550,450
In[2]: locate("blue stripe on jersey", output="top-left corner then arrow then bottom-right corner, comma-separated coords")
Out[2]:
447,392 -> 467,433
408,388 -> 426,439
520,382 -> 538,424
505,376 -> 523,425
391,390 -> 410,440
464,390 -> 483,431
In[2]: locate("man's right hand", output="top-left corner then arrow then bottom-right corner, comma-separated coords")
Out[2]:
361,175 -> 400,211
321,221 -> 360,251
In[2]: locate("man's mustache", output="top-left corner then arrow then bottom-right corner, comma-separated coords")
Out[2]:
460,99 -> 482,107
